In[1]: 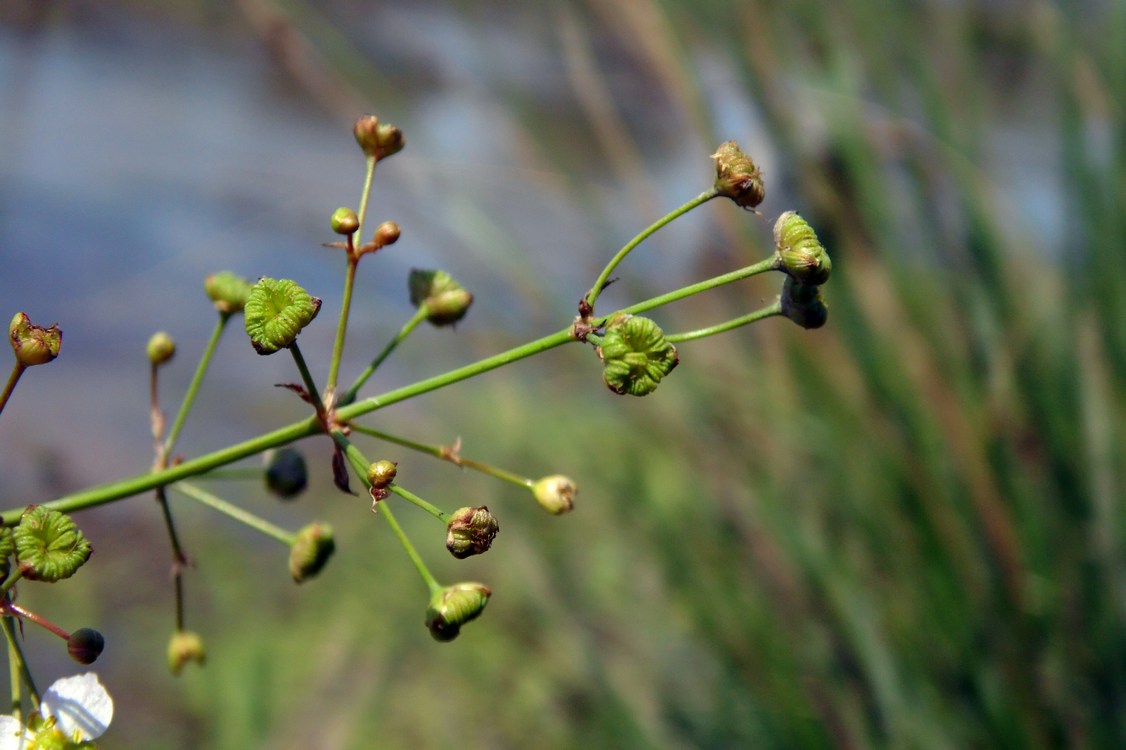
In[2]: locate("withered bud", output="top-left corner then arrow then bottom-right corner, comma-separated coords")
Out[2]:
353,115 -> 405,160
9,312 -> 61,367
711,141 -> 765,209
445,506 -> 500,559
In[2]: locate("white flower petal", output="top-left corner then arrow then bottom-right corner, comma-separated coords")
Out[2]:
0,715 -> 33,750
40,673 -> 113,740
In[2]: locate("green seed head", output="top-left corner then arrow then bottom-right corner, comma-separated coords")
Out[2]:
331,206 -> 360,236
204,271 -> 254,314
9,312 -> 61,367
289,522 -> 335,583
598,315 -> 679,397
773,211 -> 831,285
366,460 -> 398,490
14,506 -> 92,582
408,269 -> 474,327
244,278 -> 321,355
425,582 -> 492,642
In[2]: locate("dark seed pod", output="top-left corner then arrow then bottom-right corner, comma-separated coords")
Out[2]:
67,628 -> 105,665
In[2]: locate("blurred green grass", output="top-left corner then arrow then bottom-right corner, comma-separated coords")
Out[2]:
11,0 -> 1126,747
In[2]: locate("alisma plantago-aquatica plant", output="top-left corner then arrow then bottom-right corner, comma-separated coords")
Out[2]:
0,117 -> 831,739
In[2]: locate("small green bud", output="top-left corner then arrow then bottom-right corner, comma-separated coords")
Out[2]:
67,628 -> 105,665
204,271 -> 254,314
445,506 -> 500,559
243,277 -> 322,355
780,276 -> 829,329
598,314 -> 679,397
531,475 -> 577,515
289,522 -> 335,583
773,211 -> 831,285
168,630 -> 207,675
0,527 -> 12,579
9,312 -> 61,367
353,115 -> 405,160
146,331 -> 176,366
711,141 -> 765,209
264,447 -> 308,499
14,506 -> 92,582
331,207 -> 360,236
366,460 -> 398,490
409,269 -> 473,327
425,582 -> 491,642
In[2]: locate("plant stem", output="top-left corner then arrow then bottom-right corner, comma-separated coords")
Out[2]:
584,187 -> 719,311
0,363 -> 25,418
340,306 -> 428,405
164,313 -> 231,457
326,256 -> 358,395
388,485 -> 448,522
666,299 -> 783,342
4,602 -> 68,640
1,255 -> 778,525
350,423 -> 533,488
289,342 -> 327,416
2,616 -> 38,711
171,482 -> 296,545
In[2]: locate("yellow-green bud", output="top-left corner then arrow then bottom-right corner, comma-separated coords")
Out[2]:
14,506 -> 92,582
531,475 -> 577,515
204,271 -> 254,314
409,269 -> 473,327
9,312 -> 61,367
711,141 -> 765,209
366,460 -> 398,490
146,331 -> 176,366
773,211 -> 831,285
168,630 -> 207,675
353,115 -> 405,160
598,314 -> 679,397
67,627 -> 105,665
780,276 -> 828,329
425,582 -> 491,642
289,522 -> 335,583
331,207 -> 360,236
445,506 -> 500,559
243,277 -> 321,355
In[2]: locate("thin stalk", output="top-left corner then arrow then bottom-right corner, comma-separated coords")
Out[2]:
289,342 -> 327,417
4,602 -> 68,640
340,306 -> 428,405
332,430 -> 441,594
666,299 -> 783,342
2,616 -> 38,711
0,568 -> 21,598
585,187 -> 719,310
326,256 -> 358,395
154,486 -> 189,632
350,423 -> 533,488
388,485 -> 448,522
0,363 -> 25,418
3,256 -> 778,525
171,482 -> 296,546
164,313 -> 231,456
193,467 -> 264,481
6,630 -> 19,719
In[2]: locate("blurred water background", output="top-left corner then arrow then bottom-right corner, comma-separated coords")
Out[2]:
1,1 -> 1124,748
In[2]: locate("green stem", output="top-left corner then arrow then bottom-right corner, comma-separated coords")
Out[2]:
326,257 -> 358,395
584,187 -> 719,311
164,313 -> 231,456
388,485 -> 448,522
1,256 -> 777,525
666,299 -> 783,342
0,568 -> 21,598
289,342 -> 327,417
6,628 -> 19,720
171,482 -> 296,545
2,615 -> 38,711
350,423 -> 533,488
354,156 -> 377,246
340,306 -> 428,405
194,467 -> 264,481
154,486 -> 189,632
0,363 -> 25,418
332,430 -> 441,594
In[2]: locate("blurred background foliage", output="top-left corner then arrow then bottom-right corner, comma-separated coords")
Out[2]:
1,0 -> 1124,748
